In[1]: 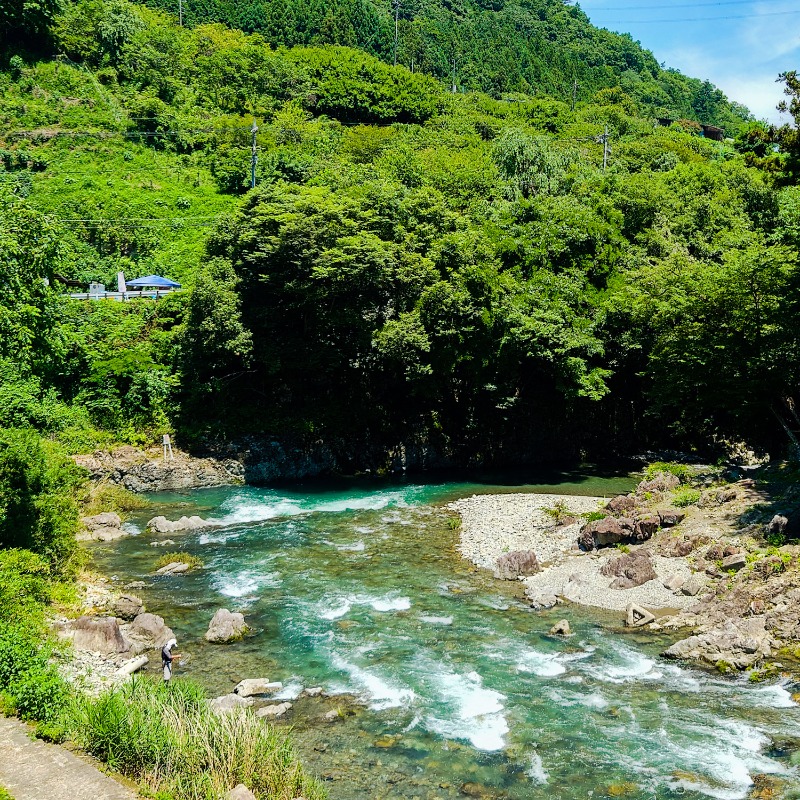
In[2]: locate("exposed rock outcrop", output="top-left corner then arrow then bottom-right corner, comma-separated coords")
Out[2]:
205,608 -> 248,643
663,616 -> 773,669
112,594 -> 144,621
73,445 -> 242,493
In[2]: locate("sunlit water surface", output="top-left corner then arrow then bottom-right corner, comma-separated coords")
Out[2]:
90,473 -> 800,800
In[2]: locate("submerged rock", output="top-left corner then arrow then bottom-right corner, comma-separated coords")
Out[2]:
155,561 -> 190,575
205,608 -> 248,643
494,550 -> 540,580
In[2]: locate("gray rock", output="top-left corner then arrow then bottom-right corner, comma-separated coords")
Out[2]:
526,589 -> 559,610
225,785 -> 257,800
209,693 -> 253,714
77,512 -> 128,542
767,515 -> 789,539
680,574 -> 707,597
234,679 -> 283,697
600,550 -> 657,589
625,603 -> 655,627
494,550 -> 540,580
205,608 -> 248,643
549,619 -> 571,636
663,573 -> 686,592
69,615 -> 131,654
663,616 -> 772,669
324,709 -> 340,721
256,702 -> 292,719
123,612 -> 175,653
155,561 -> 190,575
112,594 -> 144,621
637,472 -> 680,496
578,517 -> 635,550
304,687 -> 323,697
147,515 -> 210,534
721,553 -> 747,572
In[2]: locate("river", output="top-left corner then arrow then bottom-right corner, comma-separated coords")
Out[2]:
89,471 -> 800,800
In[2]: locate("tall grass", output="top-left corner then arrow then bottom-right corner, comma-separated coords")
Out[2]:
68,677 -> 326,800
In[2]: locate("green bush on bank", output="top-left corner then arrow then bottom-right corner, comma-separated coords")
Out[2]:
69,676 -> 327,800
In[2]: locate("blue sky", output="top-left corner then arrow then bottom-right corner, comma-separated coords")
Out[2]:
576,0 -> 800,123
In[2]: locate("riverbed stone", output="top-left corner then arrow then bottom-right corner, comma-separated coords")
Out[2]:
78,512 -> 127,542
578,516 -> 635,550
663,573 -> 686,592
633,515 -> 660,542
205,608 -> 248,643
525,589 -> 559,609
69,615 -> 131,654
680,574 -> 707,597
625,603 -> 655,627
549,619 -> 571,636
494,550 -> 540,580
256,702 -> 292,719
657,510 -> 686,528
234,679 -> 283,697
155,562 -> 190,575
605,495 -> 636,515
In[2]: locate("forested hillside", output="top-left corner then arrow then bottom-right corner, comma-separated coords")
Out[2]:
1,0 -> 799,469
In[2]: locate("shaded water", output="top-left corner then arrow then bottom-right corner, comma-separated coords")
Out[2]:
91,473 -> 800,800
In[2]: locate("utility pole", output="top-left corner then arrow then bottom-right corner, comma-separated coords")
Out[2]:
596,125 -> 610,172
250,119 -> 258,189
451,56 -> 457,93
179,0 -> 183,26
392,0 -> 400,66
571,79 -> 578,112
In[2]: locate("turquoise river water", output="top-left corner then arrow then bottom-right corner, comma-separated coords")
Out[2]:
89,472 -> 800,800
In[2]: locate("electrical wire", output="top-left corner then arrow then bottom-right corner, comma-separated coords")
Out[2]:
596,9 -> 800,22
584,0 -> 776,9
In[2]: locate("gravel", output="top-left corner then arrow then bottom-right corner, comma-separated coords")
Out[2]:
449,492 -> 697,612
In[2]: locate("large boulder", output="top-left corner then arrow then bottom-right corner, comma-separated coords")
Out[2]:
494,550 -> 540,580
69,616 -> 130,654
525,588 -> 559,610
578,517 -> 634,550
663,616 -> 773,670
205,608 -> 248,643
657,509 -> 686,528
113,594 -> 144,621
123,612 -> 175,653
147,515 -> 210,534
600,550 -> 657,589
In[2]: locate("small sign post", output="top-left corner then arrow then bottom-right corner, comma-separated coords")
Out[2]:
163,434 -> 174,462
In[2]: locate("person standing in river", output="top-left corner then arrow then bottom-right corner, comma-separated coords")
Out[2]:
161,638 -> 181,683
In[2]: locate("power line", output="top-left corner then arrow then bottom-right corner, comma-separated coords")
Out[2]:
585,0 -> 769,9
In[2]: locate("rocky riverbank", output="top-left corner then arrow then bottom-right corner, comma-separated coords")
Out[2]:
450,471 -> 800,675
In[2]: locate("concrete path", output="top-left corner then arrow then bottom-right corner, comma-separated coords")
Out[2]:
0,716 -> 137,800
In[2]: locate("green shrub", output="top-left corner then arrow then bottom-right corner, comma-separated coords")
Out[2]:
0,549 -> 53,626
0,785 -> 16,800
582,510 -> 608,522
83,483 -> 149,516
13,667 -> 70,722
542,500 -> 571,524
643,462 -> 692,483
672,487 -> 702,508
69,677 -> 327,800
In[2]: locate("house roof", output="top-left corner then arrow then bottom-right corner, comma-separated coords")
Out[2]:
126,275 -> 182,288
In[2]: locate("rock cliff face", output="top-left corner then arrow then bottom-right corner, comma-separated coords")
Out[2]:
74,445 -> 243,492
